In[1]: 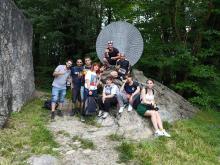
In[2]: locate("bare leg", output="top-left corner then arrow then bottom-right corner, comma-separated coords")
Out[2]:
144,110 -> 159,131
51,102 -> 56,112
155,111 -> 163,130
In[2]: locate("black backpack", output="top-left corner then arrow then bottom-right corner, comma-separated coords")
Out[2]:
84,97 -> 97,115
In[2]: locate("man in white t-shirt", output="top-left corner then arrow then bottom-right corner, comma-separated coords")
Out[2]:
51,59 -> 72,121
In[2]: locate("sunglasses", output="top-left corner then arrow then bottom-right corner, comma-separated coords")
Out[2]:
108,41 -> 113,44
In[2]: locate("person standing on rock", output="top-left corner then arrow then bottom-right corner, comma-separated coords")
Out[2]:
51,59 -> 73,121
118,74 -> 140,113
97,76 -> 119,119
70,58 -> 84,116
103,41 -> 120,68
136,79 -> 171,137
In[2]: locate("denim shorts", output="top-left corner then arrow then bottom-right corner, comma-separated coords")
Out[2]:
51,86 -> 66,103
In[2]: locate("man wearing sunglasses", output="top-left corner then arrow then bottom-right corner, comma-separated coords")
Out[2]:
103,41 -> 120,67
70,58 -> 84,116
51,59 -> 73,121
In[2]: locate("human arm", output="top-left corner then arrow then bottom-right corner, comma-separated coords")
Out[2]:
53,66 -> 65,77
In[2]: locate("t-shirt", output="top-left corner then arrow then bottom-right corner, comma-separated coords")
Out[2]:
124,81 -> 139,95
116,59 -> 130,75
52,65 -> 71,89
71,66 -> 83,87
107,47 -> 119,65
103,84 -> 118,96
85,70 -> 98,90
81,65 -> 92,86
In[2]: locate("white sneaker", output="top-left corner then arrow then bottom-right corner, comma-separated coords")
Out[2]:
154,130 -> 164,137
127,104 -> 133,112
102,112 -> 108,119
161,130 -> 171,137
119,107 -> 124,113
98,110 -> 103,117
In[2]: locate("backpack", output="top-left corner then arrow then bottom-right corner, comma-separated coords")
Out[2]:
84,96 -> 97,115
43,100 -> 58,110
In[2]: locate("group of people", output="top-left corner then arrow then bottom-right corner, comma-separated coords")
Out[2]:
50,41 -> 171,137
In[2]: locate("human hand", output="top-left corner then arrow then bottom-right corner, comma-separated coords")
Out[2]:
89,90 -> 93,95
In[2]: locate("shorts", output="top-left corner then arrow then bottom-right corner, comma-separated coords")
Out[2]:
51,86 -> 66,103
72,86 -> 81,103
136,103 -> 154,117
106,57 -> 116,65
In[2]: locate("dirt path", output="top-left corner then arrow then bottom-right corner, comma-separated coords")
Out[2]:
48,100 -> 124,165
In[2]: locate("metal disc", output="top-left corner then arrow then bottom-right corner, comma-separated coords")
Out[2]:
96,21 -> 144,66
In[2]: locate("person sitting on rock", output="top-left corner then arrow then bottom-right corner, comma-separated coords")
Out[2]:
51,59 -> 73,121
118,74 -> 140,113
97,76 -> 119,119
103,41 -> 120,67
115,53 -> 131,80
136,79 -> 171,137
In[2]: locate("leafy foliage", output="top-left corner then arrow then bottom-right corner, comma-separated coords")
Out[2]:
14,0 -> 220,109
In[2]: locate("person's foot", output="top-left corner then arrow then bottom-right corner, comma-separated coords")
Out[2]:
80,116 -> 85,122
98,110 -> 103,117
69,109 -> 75,116
119,107 -> 124,113
57,109 -> 64,117
161,130 -> 171,137
154,130 -> 164,137
51,111 -> 55,121
127,104 -> 133,112
102,112 -> 108,119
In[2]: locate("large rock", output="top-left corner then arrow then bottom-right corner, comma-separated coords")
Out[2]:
0,0 -> 34,127
98,69 -> 198,139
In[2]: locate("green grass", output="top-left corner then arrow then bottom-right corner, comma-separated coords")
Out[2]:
108,133 -> 125,142
116,110 -> 220,165
0,99 -> 59,165
72,136 -> 95,149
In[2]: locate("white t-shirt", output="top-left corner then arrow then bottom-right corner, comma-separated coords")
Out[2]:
52,65 -> 71,89
85,70 -> 98,90
103,84 -> 118,96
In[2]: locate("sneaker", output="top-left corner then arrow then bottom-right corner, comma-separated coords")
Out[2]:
127,104 -> 133,112
161,130 -> 171,137
69,109 -> 75,116
102,112 -> 108,119
57,109 -> 64,117
98,110 -> 103,117
154,130 -> 164,137
51,111 -> 55,121
80,116 -> 85,122
119,107 -> 124,113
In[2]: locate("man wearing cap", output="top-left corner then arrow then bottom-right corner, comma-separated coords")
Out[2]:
103,41 -> 120,67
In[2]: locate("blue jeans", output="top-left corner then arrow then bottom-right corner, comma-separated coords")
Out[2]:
51,86 -> 66,103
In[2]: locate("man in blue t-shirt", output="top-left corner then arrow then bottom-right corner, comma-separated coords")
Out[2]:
117,74 -> 140,113
70,58 -> 83,116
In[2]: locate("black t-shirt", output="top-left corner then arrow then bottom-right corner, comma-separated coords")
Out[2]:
71,66 -> 83,87
116,59 -> 130,75
124,81 -> 139,94
107,47 -> 119,65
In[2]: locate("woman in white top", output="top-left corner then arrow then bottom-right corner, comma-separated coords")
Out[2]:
97,76 -> 119,119
136,79 -> 171,137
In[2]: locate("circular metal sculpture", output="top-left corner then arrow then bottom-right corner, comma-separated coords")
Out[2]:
96,21 -> 144,66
